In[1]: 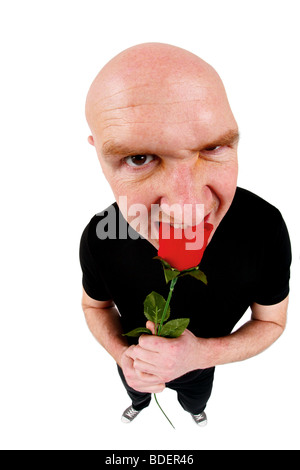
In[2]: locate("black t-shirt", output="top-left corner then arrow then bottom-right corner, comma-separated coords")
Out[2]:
79,187 -> 291,340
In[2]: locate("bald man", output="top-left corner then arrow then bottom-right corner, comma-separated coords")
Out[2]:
80,43 -> 291,426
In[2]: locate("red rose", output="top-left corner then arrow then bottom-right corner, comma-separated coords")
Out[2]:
158,222 -> 213,271
125,219 -> 213,429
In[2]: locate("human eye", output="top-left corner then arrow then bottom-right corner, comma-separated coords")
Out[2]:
202,145 -> 222,154
199,144 -> 232,160
123,154 -> 155,168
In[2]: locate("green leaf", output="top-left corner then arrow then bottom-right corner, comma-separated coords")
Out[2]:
159,318 -> 190,338
163,268 -> 181,284
153,256 -> 181,283
180,269 -> 207,285
153,255 -> 172,270
122,327 -> 152,337
144,291 -> 170,324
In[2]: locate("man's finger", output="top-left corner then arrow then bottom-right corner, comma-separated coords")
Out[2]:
146,320 -> 156,334
134,369 -> 166,392
135,368 -> 162,383
134,357 -> 158,376
128,344 -> 158,363
139,333 -> 169,352
125,344 -> 136,357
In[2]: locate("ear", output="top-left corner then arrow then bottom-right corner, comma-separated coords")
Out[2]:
88,135 -> 95,146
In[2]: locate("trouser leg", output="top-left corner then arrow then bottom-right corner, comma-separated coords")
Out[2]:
117,365 -> 215,414
117,365 -> 152,411
166,367 -> 215,415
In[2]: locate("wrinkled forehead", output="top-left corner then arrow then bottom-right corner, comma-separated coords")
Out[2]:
99,82 -> 209,125
90,75 -> 235,154
88,54 -> 223,120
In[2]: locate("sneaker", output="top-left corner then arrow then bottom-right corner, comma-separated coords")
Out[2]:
190,411 -> 207,427
121,405 -> 141,423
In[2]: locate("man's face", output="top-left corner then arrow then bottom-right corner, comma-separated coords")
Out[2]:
88,65 -> 239,249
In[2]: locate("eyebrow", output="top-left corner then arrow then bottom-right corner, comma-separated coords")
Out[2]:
101,129 -> 240,158
102,141 -> 140,158
201,129 -> 240,150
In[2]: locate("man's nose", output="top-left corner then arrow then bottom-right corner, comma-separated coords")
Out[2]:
159,160 -> 209,224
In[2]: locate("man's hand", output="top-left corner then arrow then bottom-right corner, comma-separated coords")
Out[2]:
126,321 -> 212,383
126,296 -> 289,383
120,345 -> 166,393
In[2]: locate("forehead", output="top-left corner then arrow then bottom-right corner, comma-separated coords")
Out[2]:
93,77 -> 235,155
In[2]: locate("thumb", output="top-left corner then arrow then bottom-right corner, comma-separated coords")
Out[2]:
146,320 -> 156,335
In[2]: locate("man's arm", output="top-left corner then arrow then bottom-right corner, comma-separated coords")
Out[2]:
128,296 -> 289,383
81,288 -> 128,367
211,295 -> 288,365
81,288 -> 165,393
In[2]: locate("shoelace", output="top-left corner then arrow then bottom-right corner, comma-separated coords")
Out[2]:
193,413 -> 205,420
125,407 -> 139,418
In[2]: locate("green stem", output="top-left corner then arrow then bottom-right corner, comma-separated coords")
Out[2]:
157,277 -> 178,336
154,393 -> 175,429
153,276 -> 179,429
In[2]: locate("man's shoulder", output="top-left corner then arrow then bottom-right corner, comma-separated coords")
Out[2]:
82,201 -> 119,236
234,186 -> 279,211
219,186 -> 286,247
84,202 -> 120,234
230,186 -> 283,224
80,202 -> 135,256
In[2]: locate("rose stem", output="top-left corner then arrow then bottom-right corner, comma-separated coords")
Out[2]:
154,276 -> 178,429
154,393 -> 175,429
157,277 -> 178,336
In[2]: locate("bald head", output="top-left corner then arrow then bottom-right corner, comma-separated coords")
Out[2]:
85,42 -> 229,135
84,42 -> 238,248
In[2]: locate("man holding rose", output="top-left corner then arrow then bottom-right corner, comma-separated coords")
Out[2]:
79,43 -> 291,426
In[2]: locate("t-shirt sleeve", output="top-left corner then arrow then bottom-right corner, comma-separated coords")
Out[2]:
79,220 -> 112,301
254,212 -> 292,305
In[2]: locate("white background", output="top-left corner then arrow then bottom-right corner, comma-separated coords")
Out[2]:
1,0 -> 299,450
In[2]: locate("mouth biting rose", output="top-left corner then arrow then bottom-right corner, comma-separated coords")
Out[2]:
158,221 -> 214,271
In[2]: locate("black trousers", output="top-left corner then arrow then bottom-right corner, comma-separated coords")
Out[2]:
117,365 -> 215,415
